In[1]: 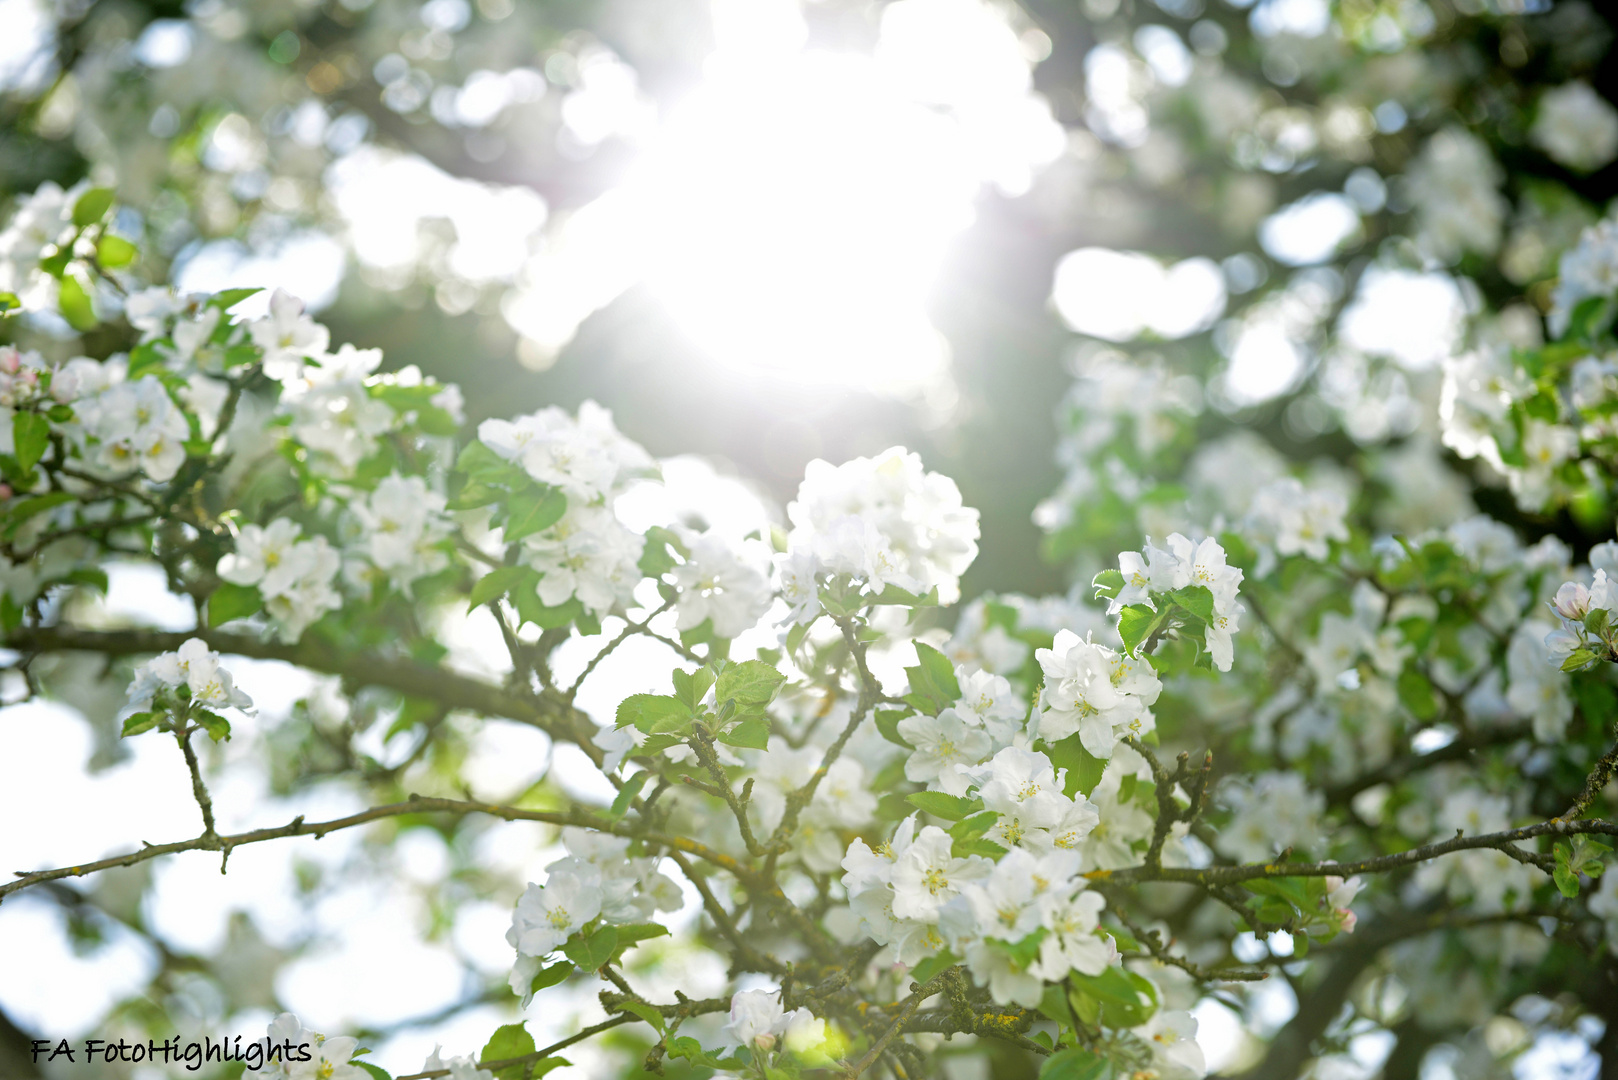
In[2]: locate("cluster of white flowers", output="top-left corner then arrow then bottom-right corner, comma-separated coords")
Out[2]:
1112,532 -> 1245,671
0,180 -> 85,310
1412,787 -> 1542,913
939,848 -> 1113,1007
1406,127 -> 1507,261
781,446 -> 980,618
506,827 -> 681,1004
1550,213 -> 1618,337
0,345 -> 50,410
841,816 -> 990,967
748,750 -> 879,873
1245,478 -> 1349,563
1543,564 -> 1618,673
125,638 -> 254,717
1215,772 -> 1325,863
477,403 -> 656,617
281,343 -> 395,476
478,400 -> 654,504
1440,345 -> 1530,465
899,662 -> 1027,792
243,1013 -> 365,1080
1531,81 -> 1618,173
248,288 -> 330,382
65,368 -> 191,483
1506,618 -> 1574,741
1037,629 -> 1162,754
1303,580 -> 1412,691
841,745 -> 1111,983
217,519 -> 343,642
667,528 -> 772,639
519,502 -> 644,616
343,473 -> 453,594
724,990 -> 826,1056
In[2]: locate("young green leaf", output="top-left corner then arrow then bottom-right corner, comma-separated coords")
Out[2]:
715,659 -> 786,708
479,1023 -> 537,1080
905,791 -> 983,821
11,412 -> 49,473
208,582 -> 264,627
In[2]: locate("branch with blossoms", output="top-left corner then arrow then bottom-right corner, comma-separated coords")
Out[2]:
8,181 -> 1618,1080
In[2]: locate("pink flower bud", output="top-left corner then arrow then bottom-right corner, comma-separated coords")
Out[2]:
753,1033 -> 776,1053
1553,581 -> 1592,621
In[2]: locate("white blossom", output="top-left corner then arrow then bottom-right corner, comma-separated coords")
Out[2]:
1532,82 -> 1618,173
249,289 -> 330,381
668,529 -> 772,638
785,446 -> 979,606
1036,629 -> 1161,756
126,638 -> 254,715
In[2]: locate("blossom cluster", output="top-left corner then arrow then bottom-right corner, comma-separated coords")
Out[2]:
780,446 -> 981,618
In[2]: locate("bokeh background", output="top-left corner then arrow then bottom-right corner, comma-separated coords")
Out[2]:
3,0 -> 1618,1076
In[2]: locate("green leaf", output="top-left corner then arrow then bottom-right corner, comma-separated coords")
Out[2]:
1091,568 -> 1126,602
1044,732 -> 1107,797
72,187 -> 115,228
667,1037 -> 730,1070
874,708 -> 914,748
1562,649 -> 1598,673
1554,865 -> 1580,898
905,642 -> 961,712
355,1064 -> 393,1080
512,592 -> 583,630
618,1000 -> 665,1033
58,274 -> 96,331
528,960 -> 573,996
456,440 -> 528,485
715,659 -> 786,708
3,490 -> 73,537
1167,585 -> 1214,624
953,836 -> 1009,858
11,412 -> 49,473
561,925 -> 619,971
208,287 -> 263,311
671,666 -> 717,710
610,923 -> 671,949
1037,984 -> 1077,1029
121,712 -> 159,737
208,582 -> 263,627
638,525 -> 684,577
125,342 -> 169,381
0,292 -> 19,315
1116,604 -> 1162,657
468,565 -> 538,611
607,771 -> 652,819
719,716 -> 770,750
1040,1048 -> 1113,1080
446,480 -> 505,510
948,810 -> 1000,842
1396,668 -> 1438,721
96,235 -> 137,269
503,486 -> 568,542
194,710 -> 232,742
909,950 -> 958,984
616,694 -> 694,734
479,1023 -> 537,1080
1069,967 -> 1158,1028
905,791 -> 982,821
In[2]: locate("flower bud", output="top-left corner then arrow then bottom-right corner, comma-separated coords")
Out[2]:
1553,581 -> 1592,621
753,1033 -> 776,1053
